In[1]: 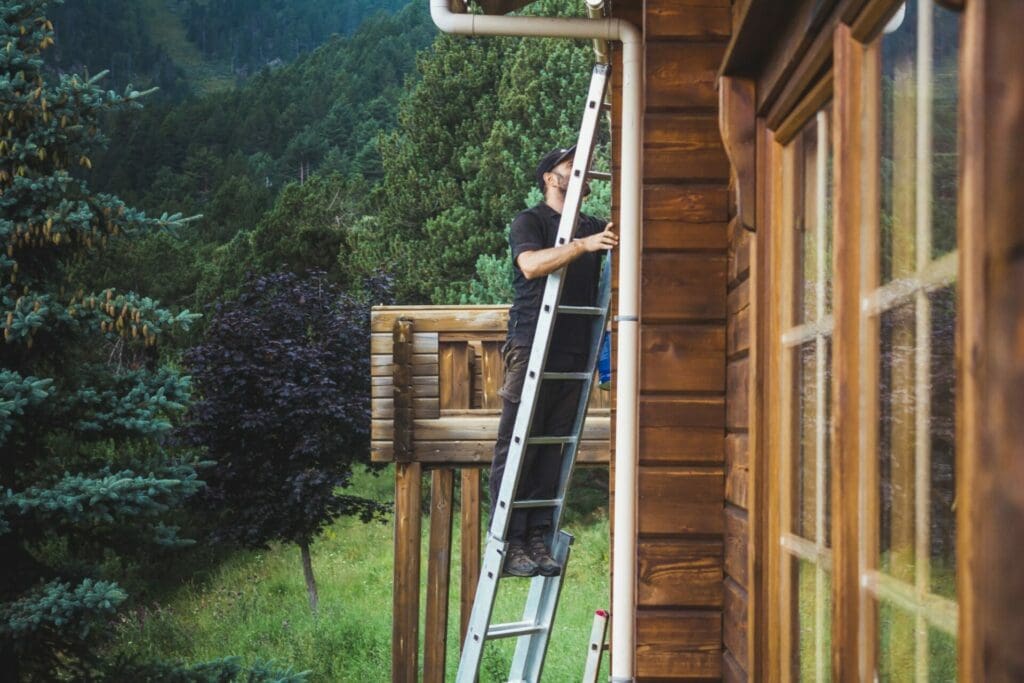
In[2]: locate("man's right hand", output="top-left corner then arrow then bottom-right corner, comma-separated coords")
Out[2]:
579,222 -> 618,252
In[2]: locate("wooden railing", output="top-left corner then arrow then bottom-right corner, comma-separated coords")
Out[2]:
370,305 -> 609,682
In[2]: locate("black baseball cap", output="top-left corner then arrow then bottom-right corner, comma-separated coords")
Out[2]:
535,145 -> 576,191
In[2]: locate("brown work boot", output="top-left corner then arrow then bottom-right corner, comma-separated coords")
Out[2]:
504,540 -> 539,577
527,528 -> 561,577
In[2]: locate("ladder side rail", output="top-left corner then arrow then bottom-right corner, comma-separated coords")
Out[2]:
455,540 -> 506,682
508,531 -> 574,681
457,64 -> 611,683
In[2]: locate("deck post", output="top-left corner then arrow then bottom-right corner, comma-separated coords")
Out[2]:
460,468 -> 482,645
424,468 -> 455,683
392,318 -> 420,682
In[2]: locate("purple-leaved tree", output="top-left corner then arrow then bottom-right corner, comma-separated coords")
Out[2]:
184,271 -> 390,612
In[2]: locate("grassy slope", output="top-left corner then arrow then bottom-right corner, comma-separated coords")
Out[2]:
108,467 -> 611,682
138,0 -> 234,94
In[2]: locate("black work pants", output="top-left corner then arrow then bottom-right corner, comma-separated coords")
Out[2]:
490,344 -> 586,542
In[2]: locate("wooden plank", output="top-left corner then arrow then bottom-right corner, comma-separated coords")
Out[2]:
392,462 -> 422,682
646,42 -> 725,110
371,397 -> 440,420
459,468 -> 481,647
719,76 -> 757,232
393,319 -> 414,464
371,415 -> 609,443
423,469 -> 454,683
371,332 -> 438,354
643,113 -> 729,181
729,217 -> 753,285
372,307 -> 507,333
635,609 -> 722,679
371,361 -> 438,377
644,0 -> 731,41
640,324 -> 726,393
960,2 -> 1024,680
724,505 -> 749,587
637,538 -> 723,608
371,376 -> 439,399
645,184 -> 729,223
641,252 -> 728,321
726,357 -> 749,430
643,221 -> 729,251
727,284 -> 752,357
439,342 -> 471,410
480,341 -> 503,410
723,577 -> 749,673
724,433 -> 749,508
371,439 -> 610,465
638,467 -> 724,535
638,396 -> 724,464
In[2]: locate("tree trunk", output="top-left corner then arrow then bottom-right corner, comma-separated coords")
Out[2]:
299,540 -> 319,613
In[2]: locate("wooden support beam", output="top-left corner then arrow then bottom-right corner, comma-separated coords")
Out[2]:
720,76 -> 757,232
393,319 -> 415,463
392,461 -> 422,682
424,469 -> 455,683
460,468 -> 482,647
959,1 -> 1024,679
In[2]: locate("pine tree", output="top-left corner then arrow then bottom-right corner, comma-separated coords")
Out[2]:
0,1 -> 203,677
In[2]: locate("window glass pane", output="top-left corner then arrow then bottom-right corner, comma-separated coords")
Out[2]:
794,109 -> 834,324
928,626 -> 958,681
878,300 -> 917,582
872,2 -> 960,678
794,341 -> 817,542
931,11 -> 959,260
929,285 -> 956,599
795,559 -> 832,682
878,598 -> 917,680
880,4 -> 918,286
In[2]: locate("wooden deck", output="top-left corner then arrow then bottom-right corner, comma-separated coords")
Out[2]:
370,304 -> 610,466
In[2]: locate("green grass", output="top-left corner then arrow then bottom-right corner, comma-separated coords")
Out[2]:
107,467 -> 612,681
138,0 -> 234,94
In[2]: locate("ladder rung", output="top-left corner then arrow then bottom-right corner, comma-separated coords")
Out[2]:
601,101 -> 612,111
488,621 -> 547,640
586,171 -> 611,181
527,435 -> 577,446
542,372 -> 591,381
557,305 -> 605,316
512,498 -> 563,509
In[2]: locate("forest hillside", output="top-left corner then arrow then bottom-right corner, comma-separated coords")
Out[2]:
1,0 -> 610,679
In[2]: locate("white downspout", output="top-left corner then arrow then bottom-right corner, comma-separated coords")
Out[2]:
428,2 -> 641,681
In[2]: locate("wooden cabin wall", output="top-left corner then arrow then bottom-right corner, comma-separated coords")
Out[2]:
610,1 -> 732,679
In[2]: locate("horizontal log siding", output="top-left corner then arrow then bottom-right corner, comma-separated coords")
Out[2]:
611,1 -> 731,679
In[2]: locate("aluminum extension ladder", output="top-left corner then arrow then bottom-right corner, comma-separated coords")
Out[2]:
456,63 -> 612,683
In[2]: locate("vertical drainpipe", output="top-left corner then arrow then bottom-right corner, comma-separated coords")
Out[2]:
428,2 -> 641,680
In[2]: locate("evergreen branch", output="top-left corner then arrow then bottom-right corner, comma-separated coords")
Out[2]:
2,465 -> 204,531
0,368 -> 53,446
0,578 -> 126,641
66,367 -> 192,435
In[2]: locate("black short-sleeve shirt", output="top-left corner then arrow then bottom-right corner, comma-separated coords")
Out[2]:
507,203 -> 607,354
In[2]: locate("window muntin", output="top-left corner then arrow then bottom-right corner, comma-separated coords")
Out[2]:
861,1 -> 960,679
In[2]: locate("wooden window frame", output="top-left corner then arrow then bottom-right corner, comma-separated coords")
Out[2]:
767,80 -> 835,683
760,2 -> 971,680
853,3 -> 961,681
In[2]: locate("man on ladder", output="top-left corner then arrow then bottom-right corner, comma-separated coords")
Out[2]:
490,145 -> 618,577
